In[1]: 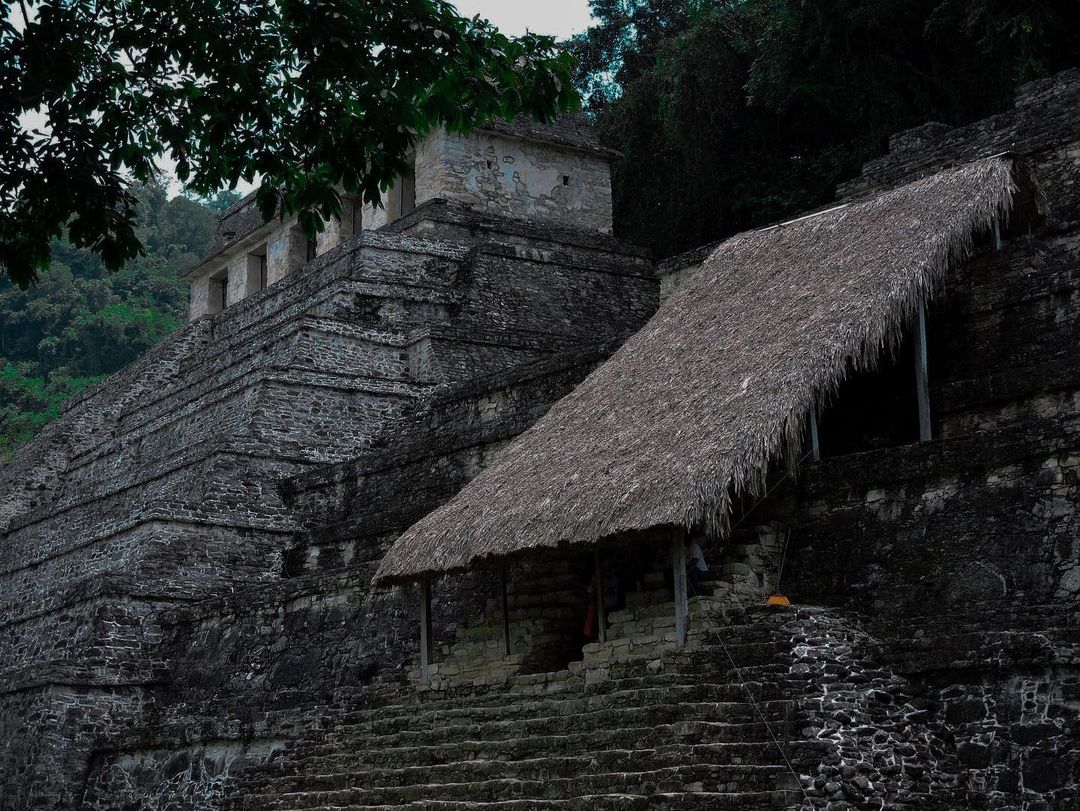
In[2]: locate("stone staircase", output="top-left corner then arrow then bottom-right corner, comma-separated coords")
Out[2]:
80,532 -> 986,810
418,525 -> 791,694
578,524 -> 787,677
224,606 -> 826,811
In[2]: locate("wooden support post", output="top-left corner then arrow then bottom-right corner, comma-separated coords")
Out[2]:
418,578 -> 433,683
809,406 -> 821,462
594,550 -> 607,644
671,529 -> 689,648
993,219 -> 1002,252
499,566 -> 512,657
914,298 -> 931,442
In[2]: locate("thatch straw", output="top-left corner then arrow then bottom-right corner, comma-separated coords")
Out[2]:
374,157 -> 1021,585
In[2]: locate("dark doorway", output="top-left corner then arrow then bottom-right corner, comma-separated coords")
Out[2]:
817,331 -> 922,457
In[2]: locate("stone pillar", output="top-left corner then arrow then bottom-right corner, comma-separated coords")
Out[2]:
316,197 -> 362,254
316,222 -> 339,256
418,579 -> 433,683
266,225 -> 306,285
227,254 -> 247,305
189,275 -> 212,319
914,299 -> 931,442
594,550 -> 608,644
364,197 -> 390,230
499,566 -> 511,656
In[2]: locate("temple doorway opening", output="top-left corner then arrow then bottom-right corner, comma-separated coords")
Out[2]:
817,330 -> 922,457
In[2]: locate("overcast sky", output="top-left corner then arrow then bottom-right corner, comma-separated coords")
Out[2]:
452,1 -> 595,38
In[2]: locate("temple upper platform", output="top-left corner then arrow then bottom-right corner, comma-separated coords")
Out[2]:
185,116 -> 617,320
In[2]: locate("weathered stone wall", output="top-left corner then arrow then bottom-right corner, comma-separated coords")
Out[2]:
655,240 -> 720,303
6,71 -> 1080,811
71,348 -> 619,809
0,198 -> 656,807
188,216 -> 306,319
261,67 -> 1080,811
841,69 -> 1078,202
191,117 -> 617,319
413,127 -> 614,234
745,69 -> 1080,810
3,684 -> 153,809
84,739 -> 287,811
283,342 -> 620,552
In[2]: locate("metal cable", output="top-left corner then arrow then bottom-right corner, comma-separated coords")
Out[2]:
687,577 -> 813,807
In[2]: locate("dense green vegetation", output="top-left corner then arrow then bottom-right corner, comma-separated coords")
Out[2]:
0,185 -> 235,458
571,0 -> 1080,258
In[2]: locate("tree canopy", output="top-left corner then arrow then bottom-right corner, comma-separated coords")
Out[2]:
0,0 -> 578,288
571,0 -> 1080,258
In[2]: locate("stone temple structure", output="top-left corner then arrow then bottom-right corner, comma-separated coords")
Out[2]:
1,72 -> 1078,810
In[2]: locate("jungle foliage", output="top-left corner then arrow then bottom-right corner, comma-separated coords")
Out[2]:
0,184 -> 232,458
570,0 -> 1080,258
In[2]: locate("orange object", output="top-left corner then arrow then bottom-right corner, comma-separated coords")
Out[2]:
766,594 -> 791,607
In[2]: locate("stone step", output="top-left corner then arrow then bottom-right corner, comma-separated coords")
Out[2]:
316,681 -> 797,734
570,664 -> 793,695
267,725 -> 825,776
591,636 -> 792,665
248,762 -> 804,809
402,650 -> 794,703
278,711 -> 802,768
251,744 -> 822,797
257,790 -> 803,811
279,631 -> 793,718
346,699 -> 794,741
605,594 -> 749,626
418,662 -> 795,704
221,612 -> 817,809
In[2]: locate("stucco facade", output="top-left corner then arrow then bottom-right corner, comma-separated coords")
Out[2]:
186,117 -> 616,320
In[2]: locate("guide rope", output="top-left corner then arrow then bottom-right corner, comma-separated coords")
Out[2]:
685,444 -> 819,806
686,574 -> 812,806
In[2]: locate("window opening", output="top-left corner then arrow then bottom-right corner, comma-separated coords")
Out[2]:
400,161 -> 416,218
386,154 -> 417,224
246,246 -> 268,296
216,276 -> 228,311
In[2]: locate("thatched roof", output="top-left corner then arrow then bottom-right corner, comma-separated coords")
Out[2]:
374,157 -> 1022,585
